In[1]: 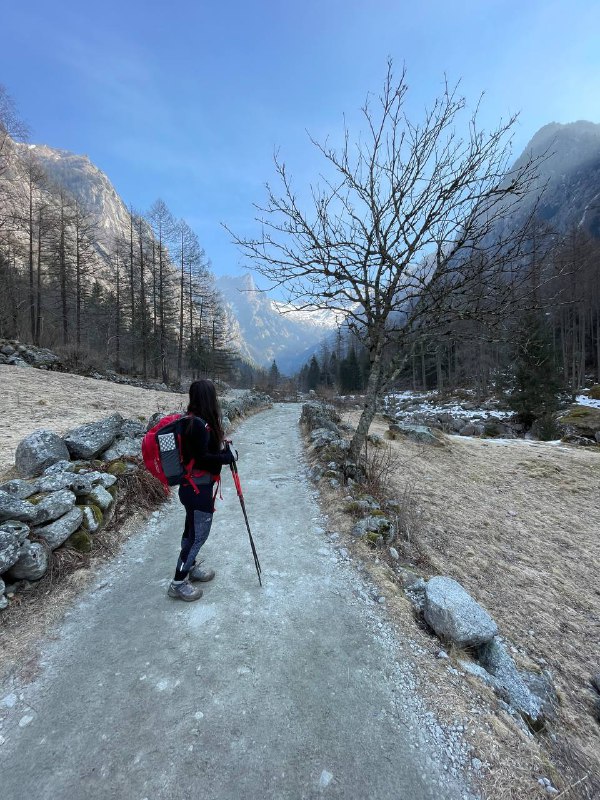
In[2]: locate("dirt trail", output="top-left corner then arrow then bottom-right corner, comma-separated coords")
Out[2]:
347,412 -> 600,794
0,405 -> 476,800
0,365 -> 184,475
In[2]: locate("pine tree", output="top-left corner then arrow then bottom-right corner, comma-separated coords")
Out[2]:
306,355 -> 320,390
507,311 -> 565,434
268,359 -> 280,390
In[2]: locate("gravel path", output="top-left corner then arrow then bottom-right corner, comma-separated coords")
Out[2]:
0,404 -> 476,800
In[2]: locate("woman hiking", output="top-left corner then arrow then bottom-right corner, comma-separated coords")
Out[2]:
168,379 -> 236,602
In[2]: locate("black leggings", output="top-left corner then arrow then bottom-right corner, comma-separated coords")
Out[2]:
174,484 -> 214,581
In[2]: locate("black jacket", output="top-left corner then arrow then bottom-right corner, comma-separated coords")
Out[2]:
180,415 -> 233,476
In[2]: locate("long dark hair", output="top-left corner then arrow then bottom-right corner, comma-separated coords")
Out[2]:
187,379 -> 224,446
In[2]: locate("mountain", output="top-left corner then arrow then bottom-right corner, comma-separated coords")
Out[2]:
216,273 -> 339,373
9,143 -> 338,373
16,143 -> 131,252
508,120 -> 600,237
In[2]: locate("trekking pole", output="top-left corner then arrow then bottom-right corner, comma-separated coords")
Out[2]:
228,447 -> 262,587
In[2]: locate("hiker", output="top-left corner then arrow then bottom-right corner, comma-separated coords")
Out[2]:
168,379 -> 237,602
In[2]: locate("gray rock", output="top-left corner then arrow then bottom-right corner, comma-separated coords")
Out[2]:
87,485 -> 114,511
34,507 -> 84,550
389,423 -> 445,447
309,465 -> 324,482
522,670 -> 558,720
424,576 -> 498,647
0,594 -> 7,610
459,423 -> 485,437
33,490 -> 77,524
6,541 -> 48,581
69,471 -> 116,496
42,460 -> 79,476
478,638 -> 543,724
80,506 -> 100,533
15,429 -> 70,479
35,472 -> 76,493
119,419 -> 146,438
0,491 -> 39,524
1,344 -> 15,355
94,472 -> 117,489
0,479 -> 38,500
351,515 -> 392,537
591,672 -> 600,694
389,547 -> 399,560
64,413 -> 123,459
101,436 -> 142,461
0,520 -> 29,572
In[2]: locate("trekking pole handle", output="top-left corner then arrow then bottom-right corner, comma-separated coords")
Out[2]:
224,439 -> 238,461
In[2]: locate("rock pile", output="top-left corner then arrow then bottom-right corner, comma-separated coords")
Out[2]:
402,573 -> 557,730
0,339 -> 63,371
0,412 -> 146,609
0,390 -> 272,610
384,394 -> 518,440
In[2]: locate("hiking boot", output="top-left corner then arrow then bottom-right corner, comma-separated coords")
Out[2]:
189,564 -> 216,583
167,579 -> 203,602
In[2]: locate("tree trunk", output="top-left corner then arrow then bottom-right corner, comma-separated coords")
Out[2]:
178,231 -> 184,384
129,211 -> 136,371
35,209 -> 42,345
28,178 -> 35,342
138,219 -> 147,379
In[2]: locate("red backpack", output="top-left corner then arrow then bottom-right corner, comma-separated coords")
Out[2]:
142,414 -> 221,500
142,413 -> 189,490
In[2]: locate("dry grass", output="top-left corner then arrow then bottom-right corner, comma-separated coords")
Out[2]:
341,411 -> 600,799
0,365 -> 185,475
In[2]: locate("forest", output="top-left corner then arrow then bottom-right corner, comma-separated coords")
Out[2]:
0,86 -> 258,387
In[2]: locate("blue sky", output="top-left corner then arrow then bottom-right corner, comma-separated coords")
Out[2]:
2,1 -> 599,278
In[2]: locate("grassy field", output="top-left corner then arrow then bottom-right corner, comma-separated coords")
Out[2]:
0,365 -> 184,477
343,411 -> 600,799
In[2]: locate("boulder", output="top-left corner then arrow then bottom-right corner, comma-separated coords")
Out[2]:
42,460 -> 79,476
478,638 -> 544,725
389,423 -> 445,447
87,485 -> 114,511
351,515 -> 392,537
79,504 -> 103,532
459,423 -> 485,437
558,406 -> 600,440
0,491 -> 39,524
119,419 -> 146,438
35,472 -> 76,493
6,541 -> 48,581
0,479 -> 38,500
64,413 -> 123,459
101,436 -> 142,461
32,490 -> 77,524
0,520 -> 29,573
15,429 -> 70,478
424,576 -> 498,647
34,507 -> 84,550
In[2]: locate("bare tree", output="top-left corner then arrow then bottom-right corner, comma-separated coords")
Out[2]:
148,199 -> 176,384
230,63 -> 541,458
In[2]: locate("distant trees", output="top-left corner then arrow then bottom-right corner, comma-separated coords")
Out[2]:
0,87 -> 240,384
232,62 -> 542,458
